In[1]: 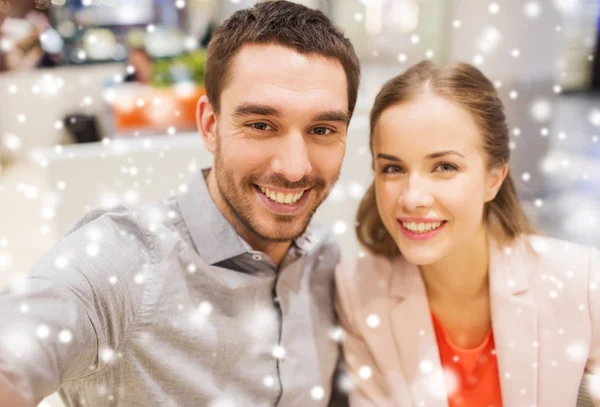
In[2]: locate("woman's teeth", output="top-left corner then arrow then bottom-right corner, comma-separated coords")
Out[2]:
402,221 -> 443,233
259,186 -> 304,205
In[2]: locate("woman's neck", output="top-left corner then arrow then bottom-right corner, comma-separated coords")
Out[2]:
420,226 -> 490,305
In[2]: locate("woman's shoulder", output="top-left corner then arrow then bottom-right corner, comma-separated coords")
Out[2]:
336,249 -> 396,281
506,234 -> 598,278
335,249 -> 400,303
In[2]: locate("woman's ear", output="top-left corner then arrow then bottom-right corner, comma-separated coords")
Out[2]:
197,95 -> 217,154
485,163 -> 508,202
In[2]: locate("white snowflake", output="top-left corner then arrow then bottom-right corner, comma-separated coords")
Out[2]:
329,326 -> 344,342
524,2 -> 542,19
263,376 -> 275,387
311,386 -> 325,400
358,365 -> 372,379
366,314 -> 381,328
36,325 -> 50,339
59,330 -> 73,344
488,3 -> 500,14
272,345 -> 286,359
100,347 -> 115,363
332,220 -> 347,235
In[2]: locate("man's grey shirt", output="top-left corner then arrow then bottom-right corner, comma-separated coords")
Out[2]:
0,171 -> 342,406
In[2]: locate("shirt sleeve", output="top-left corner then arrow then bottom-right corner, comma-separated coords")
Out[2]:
0,207 -> 153,406
585,247 -> 600,406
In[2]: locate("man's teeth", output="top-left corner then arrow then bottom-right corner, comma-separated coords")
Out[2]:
402,221 -> 443,233
259,186 -> 304,205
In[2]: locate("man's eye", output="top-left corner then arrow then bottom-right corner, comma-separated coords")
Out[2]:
311,127 -> 333,136
251,122 -> 272,131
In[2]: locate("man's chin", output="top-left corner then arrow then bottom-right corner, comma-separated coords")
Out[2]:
251,219 -> 309,243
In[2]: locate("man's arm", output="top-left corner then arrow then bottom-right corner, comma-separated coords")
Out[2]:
0,207 -> 152,406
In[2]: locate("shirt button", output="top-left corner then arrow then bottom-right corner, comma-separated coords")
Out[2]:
252,254 -> 263,261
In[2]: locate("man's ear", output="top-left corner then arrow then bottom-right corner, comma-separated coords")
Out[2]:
197,95 -> 217,154
485,163 -> 508,202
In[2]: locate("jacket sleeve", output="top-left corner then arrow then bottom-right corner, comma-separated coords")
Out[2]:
334,263 -> 394,407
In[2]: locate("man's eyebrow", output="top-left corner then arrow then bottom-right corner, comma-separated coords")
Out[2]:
232,103 -> 282,118
312,110 -> 351,123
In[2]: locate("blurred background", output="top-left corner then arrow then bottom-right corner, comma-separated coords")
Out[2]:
0,0 -> 599,405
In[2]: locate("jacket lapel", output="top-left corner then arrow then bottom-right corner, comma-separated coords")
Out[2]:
389,257 -> 449,407
489,237 -> 539,407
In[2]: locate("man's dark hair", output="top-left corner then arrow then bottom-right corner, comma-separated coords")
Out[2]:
205,0 -> 360,117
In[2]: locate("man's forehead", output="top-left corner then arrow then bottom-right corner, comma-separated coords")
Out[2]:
225,44 -> 347,90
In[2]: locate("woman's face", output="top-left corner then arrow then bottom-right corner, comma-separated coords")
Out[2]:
372,94 -> 506,266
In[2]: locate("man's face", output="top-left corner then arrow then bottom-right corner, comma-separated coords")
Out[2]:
209,44 -> 349,242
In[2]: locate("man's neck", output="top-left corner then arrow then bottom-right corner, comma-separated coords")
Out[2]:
205,169 -> 292,268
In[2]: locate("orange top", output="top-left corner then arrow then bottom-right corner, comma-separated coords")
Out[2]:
431,313 -> 503,407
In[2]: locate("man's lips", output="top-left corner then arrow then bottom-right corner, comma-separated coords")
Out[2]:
254,184 -> 313,215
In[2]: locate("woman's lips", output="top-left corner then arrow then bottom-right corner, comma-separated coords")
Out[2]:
397,220 -> 448,241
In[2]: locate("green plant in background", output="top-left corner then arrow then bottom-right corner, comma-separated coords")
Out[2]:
151,49 -> 207,88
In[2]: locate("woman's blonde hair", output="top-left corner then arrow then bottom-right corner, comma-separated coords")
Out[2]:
356,60 -> 535,258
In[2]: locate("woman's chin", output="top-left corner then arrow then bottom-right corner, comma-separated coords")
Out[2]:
397,244 -> 445,267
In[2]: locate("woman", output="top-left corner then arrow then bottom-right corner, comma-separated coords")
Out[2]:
335,60 -> 600,407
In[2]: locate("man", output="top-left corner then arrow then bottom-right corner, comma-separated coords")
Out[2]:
0,1 -> 360,406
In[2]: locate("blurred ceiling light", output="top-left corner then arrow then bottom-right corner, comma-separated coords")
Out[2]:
51,0 -> 66,6
391,0 -> 419,33
476,26 -> 501,54
365,0 -> 383,36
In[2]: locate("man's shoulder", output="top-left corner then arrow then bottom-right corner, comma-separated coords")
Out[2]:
51,202 -> 181,277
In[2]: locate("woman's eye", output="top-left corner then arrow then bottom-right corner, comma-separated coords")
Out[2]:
250,122 -> 272,131
382,165 -> 403,174
311,127 -> 333,136
434,163 -> 458,172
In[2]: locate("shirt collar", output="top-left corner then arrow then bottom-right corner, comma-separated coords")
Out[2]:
178,168 -> 322,265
